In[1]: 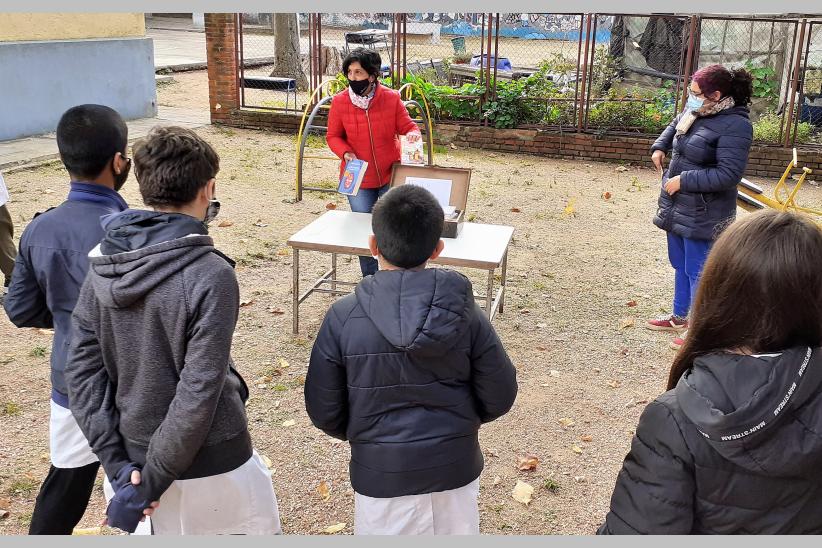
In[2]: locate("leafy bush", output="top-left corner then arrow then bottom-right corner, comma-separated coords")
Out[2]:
753,111 -> 814,143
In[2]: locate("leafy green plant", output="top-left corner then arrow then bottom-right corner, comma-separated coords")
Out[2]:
753,111 -> 813,144
744,61 -> 778,101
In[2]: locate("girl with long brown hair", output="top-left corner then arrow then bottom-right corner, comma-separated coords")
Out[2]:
599,210 -> 822,534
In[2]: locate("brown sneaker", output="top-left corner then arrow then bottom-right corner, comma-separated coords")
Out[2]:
646,314 -> 688,332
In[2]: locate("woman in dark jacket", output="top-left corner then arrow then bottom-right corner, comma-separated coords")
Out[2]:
645,65 -> 754,350
600,210 -> 822,534
326,48 -> 421,277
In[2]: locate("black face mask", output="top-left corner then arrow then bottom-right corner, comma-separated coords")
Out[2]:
113,158 -> 131,192
348,78 -> 372,96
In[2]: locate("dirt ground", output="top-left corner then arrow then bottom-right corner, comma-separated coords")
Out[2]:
1,70 -> 819,535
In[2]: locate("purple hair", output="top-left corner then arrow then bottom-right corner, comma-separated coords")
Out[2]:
691,64 -> 753,105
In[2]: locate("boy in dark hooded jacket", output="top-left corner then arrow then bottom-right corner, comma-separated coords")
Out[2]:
305,184 -> 518,534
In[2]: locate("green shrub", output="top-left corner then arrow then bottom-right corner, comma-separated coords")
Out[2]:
753,111 -> 814,144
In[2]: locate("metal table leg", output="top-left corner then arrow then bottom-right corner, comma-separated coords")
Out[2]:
292,248 -> 300,334
499,249 -> 508,314
485,269 -> 494,319
331,253 -> 337,292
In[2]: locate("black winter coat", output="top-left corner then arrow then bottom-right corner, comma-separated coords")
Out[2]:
304,268 -> 517,498
599,347 -> 822,534
652,106 -> 753,241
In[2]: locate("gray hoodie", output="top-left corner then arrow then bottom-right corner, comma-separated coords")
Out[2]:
65,211 -> 251,502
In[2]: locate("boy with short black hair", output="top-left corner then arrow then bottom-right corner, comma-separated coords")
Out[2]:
4,104 -> 131,534
65,125 -> 281,534
305,184 -> 518,535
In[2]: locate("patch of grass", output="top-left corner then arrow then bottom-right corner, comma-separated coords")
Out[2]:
433,144 -> 448,154
30,346 -> 48,358
533,281 -> 548,291
214,126 -> 237,137
304,134 -> 326,149
8,476 -> 38,496
272,383 -> 289,392
543,478 -> 560,493
2,402 -> 21,416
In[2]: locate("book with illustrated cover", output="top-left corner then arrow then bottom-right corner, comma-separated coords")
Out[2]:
400,135 -> 425,165
338,159 -> 368,196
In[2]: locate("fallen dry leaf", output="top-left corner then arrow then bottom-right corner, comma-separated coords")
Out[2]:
519,309 -> 530,315
261,454 -> 273,468
620,316 -> 635,329
253,219 -> 269,227
449,143 -> 458,150
37,329 -> 54,336
492,475 -> 502,486
607,380 -> 622,389
325,202 -> 337,210
239,299 -> 255,307
317,481 -> 331,502
558,418 -> 575,428
276,248 -> 291,256
536,346 -> 547,351
278,358 -> 290,369
549,370 -> 560,377
580,435 -> 593,443
516,455 -> 539,471
510,207 -> 522,213
563,198 -> 577,217
572,445 -> 583,454
217,220 -> 234,227
615,166 -> 628,172
43,189 -> 55,194
268,307 -> 285,315
323,523 -> 346,534
626,300 -> 637,307
281,419 -> 296,427
512,480 -> 535,505
601,191 -> 612,200
573,476 -> 587,483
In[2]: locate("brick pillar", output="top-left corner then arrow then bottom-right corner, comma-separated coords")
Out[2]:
205,14 -> 239,124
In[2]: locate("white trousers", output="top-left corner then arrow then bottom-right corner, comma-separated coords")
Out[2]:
354,477 -> 480,535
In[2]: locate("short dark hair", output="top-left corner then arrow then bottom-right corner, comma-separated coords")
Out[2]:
342,47 -> 382,78
56,104 -> 128,179
668,210 -> 822,390
132,126 -> 219,207
372,185 -> 444,269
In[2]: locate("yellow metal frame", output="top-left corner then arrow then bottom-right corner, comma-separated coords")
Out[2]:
737,148 -> 820,222
294,80 -> 436,202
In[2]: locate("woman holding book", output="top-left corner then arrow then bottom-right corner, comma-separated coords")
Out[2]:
327,48 -> 421,277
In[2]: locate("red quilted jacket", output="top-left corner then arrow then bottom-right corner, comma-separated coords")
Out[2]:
326,84 -> 419,189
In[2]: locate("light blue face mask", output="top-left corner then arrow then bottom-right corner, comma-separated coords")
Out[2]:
686,93 -> 704,111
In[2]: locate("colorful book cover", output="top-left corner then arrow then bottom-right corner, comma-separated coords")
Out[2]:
400,135 -> 425,165
338,159 -> 368,196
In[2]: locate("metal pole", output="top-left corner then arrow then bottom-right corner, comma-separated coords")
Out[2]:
779,22 -> 800,144
479,13 -> 487,124
572,14 -> 584,130
791,21 -> 812,147
578,14 -> 592,130
680,16 -> 698,112
493,13 -> 500,101
583,15 -> 599,130
784,19 -> 807,148
292,248 -> 300,334
317,14 -> 323,100
238,14 -> 246,108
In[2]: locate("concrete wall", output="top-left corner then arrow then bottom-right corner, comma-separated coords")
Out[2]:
0,37 -> 156,141
0,13 -> 145,42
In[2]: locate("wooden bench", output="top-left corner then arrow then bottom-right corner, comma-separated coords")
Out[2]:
241,76 -> 298,111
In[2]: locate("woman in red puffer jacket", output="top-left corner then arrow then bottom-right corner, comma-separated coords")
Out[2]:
326,47 -> 421,277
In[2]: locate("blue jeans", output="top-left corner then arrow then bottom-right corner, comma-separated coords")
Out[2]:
667,232 -> 713,318
348,184 -> 390,277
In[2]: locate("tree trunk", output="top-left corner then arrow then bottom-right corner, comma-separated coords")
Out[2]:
269,13 -> 309,91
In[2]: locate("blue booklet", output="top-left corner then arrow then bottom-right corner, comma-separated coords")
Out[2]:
338,159 -> 368,196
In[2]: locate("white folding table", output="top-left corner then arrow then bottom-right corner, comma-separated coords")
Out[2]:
286,211 -> 514,334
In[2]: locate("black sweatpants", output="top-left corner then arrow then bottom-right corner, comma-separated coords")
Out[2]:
28,461 -> 100,535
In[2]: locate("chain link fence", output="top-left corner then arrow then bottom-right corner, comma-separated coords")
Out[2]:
234,13 -> 820,146
796,21 -> 822,145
